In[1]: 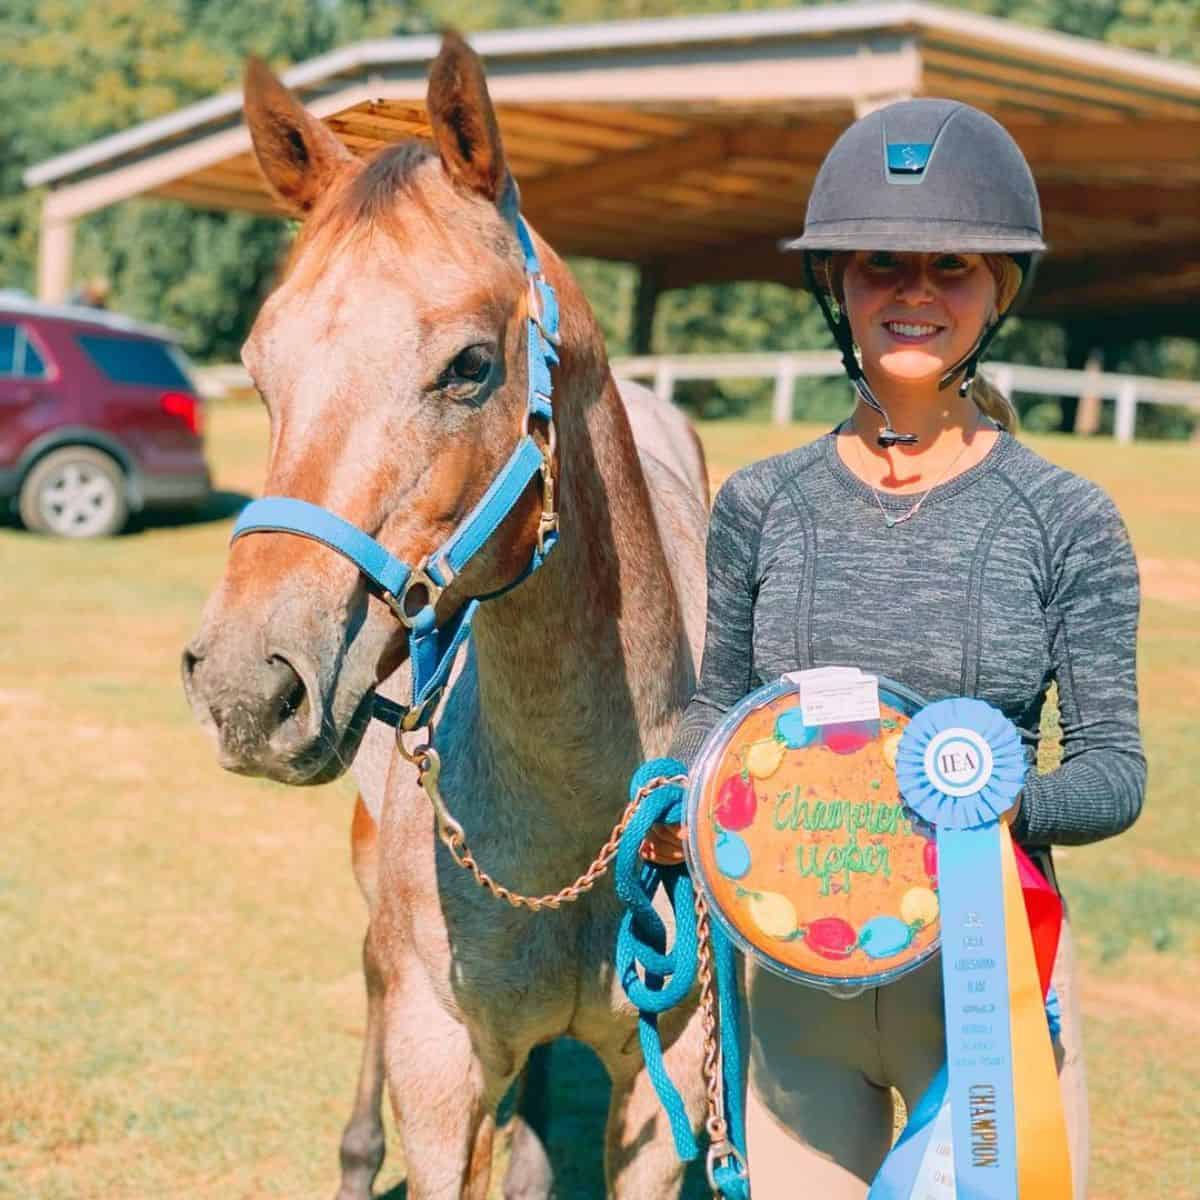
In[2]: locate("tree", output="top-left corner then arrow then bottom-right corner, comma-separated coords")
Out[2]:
2,0 -> 1195,434
0,0 -> 402,357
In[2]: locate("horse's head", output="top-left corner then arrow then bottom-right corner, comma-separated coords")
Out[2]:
183,35 -> 572,784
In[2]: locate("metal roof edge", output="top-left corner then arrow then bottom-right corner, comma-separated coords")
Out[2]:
0,290 -> 184,343
23,1 -> 1200,191
913,2 -> 1200,92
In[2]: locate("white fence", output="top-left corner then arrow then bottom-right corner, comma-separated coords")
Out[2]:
195,354 -> 1200,444
610,353 -> 1200,444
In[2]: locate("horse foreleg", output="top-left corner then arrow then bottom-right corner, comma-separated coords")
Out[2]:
500,1044 -> 555,1200
334,929 -> 387,1200
603,1008 -> 707,1200
383,978 -> 499,1200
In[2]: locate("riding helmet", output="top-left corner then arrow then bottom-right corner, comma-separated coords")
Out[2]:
781,99 -> 1046,444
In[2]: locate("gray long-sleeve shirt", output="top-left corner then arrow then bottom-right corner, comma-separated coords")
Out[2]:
671,430 -> 1145,847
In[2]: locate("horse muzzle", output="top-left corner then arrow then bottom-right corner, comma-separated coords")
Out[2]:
181,631 -> 355,785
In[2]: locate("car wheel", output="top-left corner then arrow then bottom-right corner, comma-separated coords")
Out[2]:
18,446 -> 129,538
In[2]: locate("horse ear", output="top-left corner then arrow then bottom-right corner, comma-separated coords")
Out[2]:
243,56 -> 354,216
427,31 -> 508,203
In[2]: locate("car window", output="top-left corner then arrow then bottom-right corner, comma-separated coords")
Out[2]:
77,332 -> 192,389
22,335 -> 47,378
0,321 -> 50,379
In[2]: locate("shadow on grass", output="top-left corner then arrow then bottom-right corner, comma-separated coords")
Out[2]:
526,1039 -> 710,1199
126,488 -> 251,533
371,1041 -> 709,1199
0,488 -> 251,537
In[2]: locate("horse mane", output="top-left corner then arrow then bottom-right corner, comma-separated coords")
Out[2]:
282,138 -> 514,288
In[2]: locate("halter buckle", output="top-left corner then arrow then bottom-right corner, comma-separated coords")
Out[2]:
535,430 -> 559,556
381,565 -> 444,630
528,275 -> 561,347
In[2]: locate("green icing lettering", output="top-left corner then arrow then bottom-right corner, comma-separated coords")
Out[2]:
794,828 -> 893,896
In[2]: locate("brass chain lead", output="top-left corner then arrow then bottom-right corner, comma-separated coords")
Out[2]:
401,727 -> 747,1178
694,890 -> 740,1197
400,720 -> 686,911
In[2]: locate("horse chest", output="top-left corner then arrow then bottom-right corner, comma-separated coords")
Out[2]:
385,743 -> 627,1025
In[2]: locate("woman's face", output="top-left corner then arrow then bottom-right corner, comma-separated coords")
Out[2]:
841,251 -> 998,387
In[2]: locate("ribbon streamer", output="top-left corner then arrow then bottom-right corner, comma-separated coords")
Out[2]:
869,698 -> 1072,1200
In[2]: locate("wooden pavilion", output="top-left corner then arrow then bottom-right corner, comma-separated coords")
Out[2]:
24,2 -> 1200,355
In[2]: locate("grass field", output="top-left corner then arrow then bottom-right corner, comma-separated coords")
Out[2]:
2,403 -> 1197,1200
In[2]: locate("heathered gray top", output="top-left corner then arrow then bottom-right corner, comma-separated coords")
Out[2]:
670,429 -> 1145,847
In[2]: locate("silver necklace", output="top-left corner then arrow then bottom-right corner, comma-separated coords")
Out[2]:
849,417 -> 980,528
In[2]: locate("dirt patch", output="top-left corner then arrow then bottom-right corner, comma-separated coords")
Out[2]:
1130,847 -> 1200,882
1081,975 -> 1200,1033
1138,557 -> 1200,608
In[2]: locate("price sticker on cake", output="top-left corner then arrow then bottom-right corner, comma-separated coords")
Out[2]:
686,672 -> 940,990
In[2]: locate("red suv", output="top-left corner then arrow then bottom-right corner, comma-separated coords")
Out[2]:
0,291 -> 211,537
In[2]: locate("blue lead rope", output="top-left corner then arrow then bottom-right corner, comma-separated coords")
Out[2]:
615,759 -> 750,1199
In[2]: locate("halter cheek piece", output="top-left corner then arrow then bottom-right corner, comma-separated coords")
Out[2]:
230,188 -> 561,733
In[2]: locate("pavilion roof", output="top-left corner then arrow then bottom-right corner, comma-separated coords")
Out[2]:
24,2 -> 1200,334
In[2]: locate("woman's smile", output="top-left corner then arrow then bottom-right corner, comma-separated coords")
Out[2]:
841,250 -> 996,385
881,319 -> 947,345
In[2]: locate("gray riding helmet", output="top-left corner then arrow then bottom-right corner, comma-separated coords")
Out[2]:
782,99 -> 1047,445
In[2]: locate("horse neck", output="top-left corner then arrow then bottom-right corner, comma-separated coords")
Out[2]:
468,254 -> 691,800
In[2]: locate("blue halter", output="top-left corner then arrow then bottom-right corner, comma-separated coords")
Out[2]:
230,196 -> 561,732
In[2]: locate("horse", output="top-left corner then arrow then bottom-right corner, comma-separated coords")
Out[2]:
182,33 -> 711,1200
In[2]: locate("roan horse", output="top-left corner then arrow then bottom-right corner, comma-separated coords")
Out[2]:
182,33 -> 711,1200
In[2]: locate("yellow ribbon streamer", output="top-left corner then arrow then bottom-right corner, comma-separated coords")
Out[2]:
1000,823 -> 1073,1198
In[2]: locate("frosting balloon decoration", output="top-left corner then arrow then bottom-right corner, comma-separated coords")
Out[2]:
683,671 -> 1072,1200
687,670 -> 937,991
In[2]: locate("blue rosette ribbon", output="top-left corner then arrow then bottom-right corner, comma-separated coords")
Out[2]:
894,697 -> 1026,828
870,697 -> 1070,1200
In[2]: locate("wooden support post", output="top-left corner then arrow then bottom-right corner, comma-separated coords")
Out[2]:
1076,349 -> 1104,436
632,264 -> 660,356
37,207 -> 74,304
1061,321 -> 1093,433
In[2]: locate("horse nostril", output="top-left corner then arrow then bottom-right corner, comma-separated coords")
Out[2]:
274,660 -> 308,724
265,653 -> 314,736
181,644 -> 204,698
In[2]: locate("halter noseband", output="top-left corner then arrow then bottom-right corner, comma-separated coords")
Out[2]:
230,201 -> 561,733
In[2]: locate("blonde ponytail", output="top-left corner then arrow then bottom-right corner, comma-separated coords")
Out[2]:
970,372 -> 1019,432
974,254 -> 1024,432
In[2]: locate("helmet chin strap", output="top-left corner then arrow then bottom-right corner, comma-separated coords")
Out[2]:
937,313 -> 1006,399
805,253 -> 918,447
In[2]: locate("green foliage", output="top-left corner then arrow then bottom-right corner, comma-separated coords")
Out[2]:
1067,873 -> 1200,962
0,0 -> 1196,423
653,281 -> 845,421
0,0 -> 392,358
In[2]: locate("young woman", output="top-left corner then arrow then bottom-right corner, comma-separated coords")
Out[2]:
665,99 -> 1145,1198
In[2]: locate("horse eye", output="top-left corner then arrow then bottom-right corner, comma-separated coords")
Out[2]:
447,344 -> 493,385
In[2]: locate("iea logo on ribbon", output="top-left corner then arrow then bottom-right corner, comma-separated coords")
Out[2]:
923,726 -> 994,798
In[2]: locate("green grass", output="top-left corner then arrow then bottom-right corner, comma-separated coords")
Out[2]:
1,403 -> 1197,1199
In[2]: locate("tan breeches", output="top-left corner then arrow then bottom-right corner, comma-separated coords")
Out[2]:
743,922 -> 1088,1199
